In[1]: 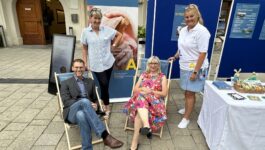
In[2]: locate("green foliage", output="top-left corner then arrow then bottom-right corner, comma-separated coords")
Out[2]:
138,26 -> 146,38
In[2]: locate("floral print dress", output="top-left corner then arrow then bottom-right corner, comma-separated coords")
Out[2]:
124,72 -> 167,131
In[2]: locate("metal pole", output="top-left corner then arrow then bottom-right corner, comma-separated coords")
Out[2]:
151,0 -> 157,56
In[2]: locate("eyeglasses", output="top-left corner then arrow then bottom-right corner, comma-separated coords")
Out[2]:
74,66 -> 84,70
149,62 -> 159,65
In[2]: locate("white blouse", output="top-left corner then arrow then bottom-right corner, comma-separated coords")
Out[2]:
81,25 -> 116,72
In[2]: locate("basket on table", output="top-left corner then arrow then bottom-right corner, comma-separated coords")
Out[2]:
233,82 -> 265,94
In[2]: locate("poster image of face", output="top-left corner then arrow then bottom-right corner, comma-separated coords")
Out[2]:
87,5 -> 138,70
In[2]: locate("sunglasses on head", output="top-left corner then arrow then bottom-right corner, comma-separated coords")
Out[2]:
185,4 -> 197,10
90,8 -> 101,13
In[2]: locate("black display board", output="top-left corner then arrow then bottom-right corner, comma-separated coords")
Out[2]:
0,25 -> 7,47
48,34 -> 76,94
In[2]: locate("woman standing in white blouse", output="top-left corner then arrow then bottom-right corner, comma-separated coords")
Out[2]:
81,8 -> 122,118
169,4 -> 210,128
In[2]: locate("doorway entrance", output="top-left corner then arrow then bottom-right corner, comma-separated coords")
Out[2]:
16,0 -> 66,45
41,0 -> 66,44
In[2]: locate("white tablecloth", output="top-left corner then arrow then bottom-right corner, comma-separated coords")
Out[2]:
198,81 -> 265,150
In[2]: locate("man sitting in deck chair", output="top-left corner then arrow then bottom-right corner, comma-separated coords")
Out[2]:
61,59 -> 123,150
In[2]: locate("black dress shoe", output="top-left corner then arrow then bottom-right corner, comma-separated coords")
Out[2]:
139,127 -> 150,135
139,127 -> 152,139
103,134 -> 124,149
96,109 -> 106,116
147,132 -> 152,139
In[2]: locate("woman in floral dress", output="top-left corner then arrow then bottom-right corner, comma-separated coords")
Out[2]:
124,56 -> 168,150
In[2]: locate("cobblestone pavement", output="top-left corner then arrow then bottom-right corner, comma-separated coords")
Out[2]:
0,45 -> 209,150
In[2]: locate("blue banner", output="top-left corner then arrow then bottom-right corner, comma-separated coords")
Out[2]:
146,0 -> 222,78
171,4 -> 186,41
109,70 -> 135,97
218,0 -> 265,78
259,20 -> 265,40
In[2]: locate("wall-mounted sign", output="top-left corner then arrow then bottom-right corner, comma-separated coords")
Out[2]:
171,4 -> 186,41
230,3 -> 260,39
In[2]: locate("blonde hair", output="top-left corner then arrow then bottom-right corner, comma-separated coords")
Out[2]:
89,8 -> 102,19
145,56 -> 161,74
185,4 -> 204,25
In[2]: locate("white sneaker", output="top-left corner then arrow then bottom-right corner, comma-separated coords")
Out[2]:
178,118 -> 190,128
178,108 -> 185,115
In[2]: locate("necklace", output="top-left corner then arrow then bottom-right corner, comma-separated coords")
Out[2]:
150,73 -> 158,79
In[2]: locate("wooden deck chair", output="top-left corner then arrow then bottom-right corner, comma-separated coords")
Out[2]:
55,72 -> 110,150
124,58 -> 173,138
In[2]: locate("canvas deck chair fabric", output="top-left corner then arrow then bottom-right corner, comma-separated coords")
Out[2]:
55,72 -> 109,150
124,58 -> 173,138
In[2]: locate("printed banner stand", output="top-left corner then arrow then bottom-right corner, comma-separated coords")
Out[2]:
87,0 -> 138,102
48,34 -> 76,95
217,0 -> 265,78
145,0 -> 222,78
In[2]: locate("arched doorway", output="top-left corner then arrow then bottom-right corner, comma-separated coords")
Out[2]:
16,0 -> 66,45
42,0 -> 66,43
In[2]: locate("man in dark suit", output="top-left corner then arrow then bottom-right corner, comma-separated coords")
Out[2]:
60,59 -> 123,150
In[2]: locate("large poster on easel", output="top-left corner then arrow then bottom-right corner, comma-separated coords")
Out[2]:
48,34 -> 76,94
86,0 -> 138,102
217,0 -> 265,78
145,0 -> 222,78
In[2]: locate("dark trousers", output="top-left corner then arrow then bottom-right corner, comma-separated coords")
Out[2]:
93,66 -> 113,105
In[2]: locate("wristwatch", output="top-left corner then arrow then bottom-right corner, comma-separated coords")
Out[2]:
193,71 -> 198,75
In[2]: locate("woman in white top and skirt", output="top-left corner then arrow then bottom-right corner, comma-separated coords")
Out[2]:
169,4 -> 210,128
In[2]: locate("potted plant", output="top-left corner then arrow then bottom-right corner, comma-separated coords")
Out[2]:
138,26 -> 146,44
